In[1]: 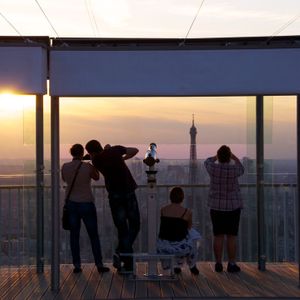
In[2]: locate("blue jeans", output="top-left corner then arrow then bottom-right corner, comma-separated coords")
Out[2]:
108,191 -> 140,267
68,201 -> 103,268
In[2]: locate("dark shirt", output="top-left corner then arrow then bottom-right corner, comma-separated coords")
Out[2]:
92,145 -> 137,193
158,214 -> 188,242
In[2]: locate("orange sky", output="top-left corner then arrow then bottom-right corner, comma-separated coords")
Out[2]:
0,94 -> 296,160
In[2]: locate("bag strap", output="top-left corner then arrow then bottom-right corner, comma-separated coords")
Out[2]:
181,208 -> 188,218
65,161 -> 83,203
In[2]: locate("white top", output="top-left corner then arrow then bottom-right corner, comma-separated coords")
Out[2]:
61,160 -> 98,203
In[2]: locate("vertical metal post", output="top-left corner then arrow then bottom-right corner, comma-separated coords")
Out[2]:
256,95 -> 266,270
297,95 -> 300,287
51,96 -> 60,291
146,167 -> 158,276
36,94 -> 44,273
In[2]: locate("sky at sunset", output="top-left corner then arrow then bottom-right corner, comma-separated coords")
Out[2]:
0,94 -> 296,161
0,1 -> 299,163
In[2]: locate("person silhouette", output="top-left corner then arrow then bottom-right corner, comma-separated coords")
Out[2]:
204,145 -> 244,273
61,143 -> 109,274
157,186 -> 200,275
85,140 -> 140,273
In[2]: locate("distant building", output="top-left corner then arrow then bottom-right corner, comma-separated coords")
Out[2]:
189,114 -> 197,185
187,115 -> 198,209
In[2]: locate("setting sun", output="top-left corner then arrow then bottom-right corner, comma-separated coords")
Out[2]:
0,94 -> 35,114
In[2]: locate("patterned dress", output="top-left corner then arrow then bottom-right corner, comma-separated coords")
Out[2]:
157,208 -> 201,268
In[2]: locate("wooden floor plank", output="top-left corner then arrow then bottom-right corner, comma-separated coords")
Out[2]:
69,264 -> 94,299
0,267 -> 33,299
2,268 -> 36,299
237,263 -> 273,297
224,264 -> 254,297
0,267 -> 27,290
207,262 -> 243,297
26,270 -> 51,300
241,263 -> 280,297
15,269 -> 50,300
54,266 -> 85,300
170,273 -> 187,298
55,264 -> 86,300
242,263 -> 293,297
147,280 -> 161,298
192,272 -> 215,297
94,268 -> 113,299
38,265 -> 71,300
41,265 -> 74,300
200,262 -> 229,297
267,264 -> 300,297
107,270 -> 124,299
181,266 -> 202,297
285,262 -> 299,274
159,280 -> 174,298
121,275 -> 136,299
134,263 -> 148,298
1,262 -> 300,299
81,266 -> 101,300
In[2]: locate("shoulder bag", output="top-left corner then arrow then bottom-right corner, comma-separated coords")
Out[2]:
62,161 -> 83,230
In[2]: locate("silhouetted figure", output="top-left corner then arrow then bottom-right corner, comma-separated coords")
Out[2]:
61,144 -> 109,274
85,140 -> 140,273
157,186 -> 200,275
204,145 -> 244,273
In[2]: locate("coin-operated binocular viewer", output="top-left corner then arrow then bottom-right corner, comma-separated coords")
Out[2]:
130,144 -> 174,279
143,143 -> 160,187
142,143 -> 161,277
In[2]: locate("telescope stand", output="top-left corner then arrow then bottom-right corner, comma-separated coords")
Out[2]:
125,167 -> 176,281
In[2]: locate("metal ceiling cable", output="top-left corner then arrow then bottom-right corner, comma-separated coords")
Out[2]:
0,11 -> 24,37
266,11 -> 300,43
34,0 -> 59,37
85,0 -> 99,36
180,0 -> 205,46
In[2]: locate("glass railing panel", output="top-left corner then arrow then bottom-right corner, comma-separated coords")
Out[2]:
0,182 -> 298,266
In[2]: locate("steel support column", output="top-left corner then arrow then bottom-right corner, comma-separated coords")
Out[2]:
36,94 -> 44,273
297,95 -> 300,287
256,95 -> 266,271
51,96 -> 60,291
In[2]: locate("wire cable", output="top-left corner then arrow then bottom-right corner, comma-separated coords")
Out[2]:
0,11 -> 23,37
266,11 -> 300,43
34,0 -> 59,37
85,0 -> 99,36
89,0 -> 100,36
180,0 -> 205,46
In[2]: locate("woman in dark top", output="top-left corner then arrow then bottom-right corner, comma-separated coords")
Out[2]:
157,187 -> 200,275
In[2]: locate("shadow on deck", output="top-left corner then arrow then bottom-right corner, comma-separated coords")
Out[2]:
0,262 -> 299,299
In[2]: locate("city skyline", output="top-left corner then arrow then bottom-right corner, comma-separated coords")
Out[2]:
0,94 -> 297,160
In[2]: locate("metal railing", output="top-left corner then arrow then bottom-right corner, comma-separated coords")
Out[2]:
0,183 -> 298,266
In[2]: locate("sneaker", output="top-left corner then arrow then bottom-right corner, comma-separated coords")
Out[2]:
73,267 -> 82,273
215,262 -> 223,272
113,253 -> 122,270
190,266 -> 199,275
227,263 -> 241,273
97,265 -> 110,273
174,267 -> 182,274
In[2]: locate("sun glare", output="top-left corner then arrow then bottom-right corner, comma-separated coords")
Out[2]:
0,93 -> 35,114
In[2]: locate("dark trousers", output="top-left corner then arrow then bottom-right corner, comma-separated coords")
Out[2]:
108,191 -> 140,267
68,201 -> 103,268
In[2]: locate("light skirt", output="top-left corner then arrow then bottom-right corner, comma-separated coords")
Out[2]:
157,228 -> 201,269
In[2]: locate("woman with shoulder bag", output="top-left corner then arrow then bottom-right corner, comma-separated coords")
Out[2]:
61,143 -> 109,274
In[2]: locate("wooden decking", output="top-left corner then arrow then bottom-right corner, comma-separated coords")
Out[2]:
0,262 -> 299,299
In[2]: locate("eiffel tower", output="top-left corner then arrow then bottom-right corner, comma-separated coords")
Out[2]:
189,114 -> 197,184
